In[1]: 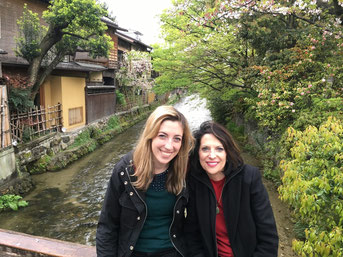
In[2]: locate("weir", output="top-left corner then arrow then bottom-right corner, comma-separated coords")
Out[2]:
0,96 -> 211,256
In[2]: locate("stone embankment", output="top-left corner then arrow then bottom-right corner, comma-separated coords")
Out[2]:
0,104 -> 154,196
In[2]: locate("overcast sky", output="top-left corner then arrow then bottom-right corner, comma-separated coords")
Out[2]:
101,0 -> 173,46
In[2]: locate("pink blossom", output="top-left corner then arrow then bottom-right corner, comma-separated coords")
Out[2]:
308,84 -> 312,88
292,109 -> 295,113
327,64 -> 331,67
311,46 -> 316,50
306,91 -> 310,94
290,102 -> 294,106
271,100 -> 275,103
301,92 -> 305,95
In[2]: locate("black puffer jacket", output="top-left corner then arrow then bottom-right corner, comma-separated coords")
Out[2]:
96,153 -> 188,257
185,163 -> 279,257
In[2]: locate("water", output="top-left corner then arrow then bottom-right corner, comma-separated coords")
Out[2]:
0,95 -> 212,246
174,95 -> 212,131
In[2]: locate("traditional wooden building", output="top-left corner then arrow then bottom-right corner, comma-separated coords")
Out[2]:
0,0 -> 153,131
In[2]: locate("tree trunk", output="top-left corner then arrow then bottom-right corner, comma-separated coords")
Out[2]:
28,25 -> 66,100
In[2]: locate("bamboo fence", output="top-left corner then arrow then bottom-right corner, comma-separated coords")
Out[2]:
0,85 -> 11,148
10,103 -> 63,143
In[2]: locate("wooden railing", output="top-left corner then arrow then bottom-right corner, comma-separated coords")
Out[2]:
10,104 -> 63,143
0,229 -> 96,257
0,85 -> 11,149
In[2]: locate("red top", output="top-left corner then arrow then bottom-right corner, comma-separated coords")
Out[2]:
210,178 -> 234,257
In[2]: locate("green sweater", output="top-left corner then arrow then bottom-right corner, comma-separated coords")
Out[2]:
134,170 -> 176,252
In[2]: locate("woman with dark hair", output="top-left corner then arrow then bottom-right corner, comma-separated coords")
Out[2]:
185,121 -> 278,257
96,105 -> 194,257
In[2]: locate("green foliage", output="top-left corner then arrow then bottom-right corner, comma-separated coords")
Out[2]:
115,90 -> 126,106
30,154 -> 52,174
7,87 -> 34,113
278,117 -> 343,256
106,116 -> 120,130
71,128 -> 93,148
0,194 -> 28,212
15,4 -> 45,61
225,119 -> 246,143
3,73 -> 34,112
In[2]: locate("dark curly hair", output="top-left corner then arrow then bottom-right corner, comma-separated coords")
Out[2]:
190,121 -> 243,173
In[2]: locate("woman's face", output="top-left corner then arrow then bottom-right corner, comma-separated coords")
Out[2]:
151,120 -> 183,174
198,133 -> 227,181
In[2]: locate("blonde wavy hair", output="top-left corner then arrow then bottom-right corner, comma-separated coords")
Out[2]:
132,105 -> 193,195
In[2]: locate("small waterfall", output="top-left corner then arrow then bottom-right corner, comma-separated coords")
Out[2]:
174,95 -> 212,131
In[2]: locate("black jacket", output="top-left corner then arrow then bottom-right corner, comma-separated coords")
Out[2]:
185,163 -> 279,257
96,153 -> 188,257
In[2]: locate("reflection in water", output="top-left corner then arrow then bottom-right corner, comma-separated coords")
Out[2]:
0,96 -> 211,246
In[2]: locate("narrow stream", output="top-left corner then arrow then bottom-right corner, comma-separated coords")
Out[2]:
0,95 -> 212,246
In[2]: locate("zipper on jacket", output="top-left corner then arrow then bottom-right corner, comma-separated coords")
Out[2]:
169,192 -> 185,257
191,167 -> 243,257
125,167 -> 148,250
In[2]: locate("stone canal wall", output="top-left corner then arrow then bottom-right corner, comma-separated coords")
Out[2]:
0,104 -> 153,196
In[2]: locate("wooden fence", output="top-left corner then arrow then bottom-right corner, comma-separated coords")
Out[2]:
0,85 -> 11,148
10,104 -> 63,143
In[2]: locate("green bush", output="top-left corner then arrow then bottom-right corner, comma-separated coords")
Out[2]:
116,90 -> 127,106
0,194 -> 28,211
30,154 -> 52,174
106,115 -> 120,130
70,128 -> 92,148
278,116 -> 343,256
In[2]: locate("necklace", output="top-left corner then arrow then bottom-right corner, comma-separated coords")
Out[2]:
216,188 -> 224,214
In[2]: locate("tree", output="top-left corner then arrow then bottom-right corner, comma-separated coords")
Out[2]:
153,0 -> 343,124
15,0 -> 112,101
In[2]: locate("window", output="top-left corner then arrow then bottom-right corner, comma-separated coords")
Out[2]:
68,107 -> 83,126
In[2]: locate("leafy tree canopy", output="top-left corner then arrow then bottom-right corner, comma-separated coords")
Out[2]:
153,0 -> 343,94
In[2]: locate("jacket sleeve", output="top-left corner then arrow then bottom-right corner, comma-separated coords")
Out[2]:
250,168 -> 279,257
96,166 -> 122,257
184,178 -> 207,257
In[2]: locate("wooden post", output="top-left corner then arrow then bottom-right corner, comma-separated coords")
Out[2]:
0,85 -> 11,148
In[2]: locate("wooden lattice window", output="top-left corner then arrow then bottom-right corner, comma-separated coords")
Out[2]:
68,107 -> 83,126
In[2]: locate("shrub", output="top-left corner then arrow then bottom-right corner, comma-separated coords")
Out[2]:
278,116 -> 343,256
106,115 -> 120,130
116,90 -> 126,106
0,194 -> 28,212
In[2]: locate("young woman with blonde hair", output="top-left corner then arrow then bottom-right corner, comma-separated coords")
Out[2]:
96,105 -> 193,257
